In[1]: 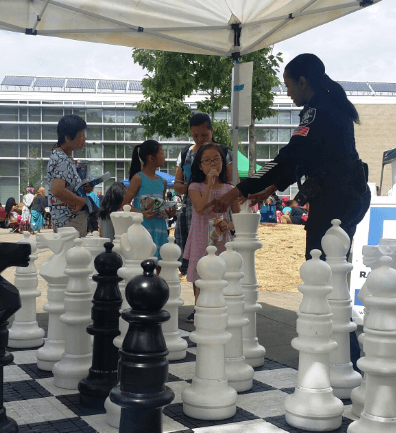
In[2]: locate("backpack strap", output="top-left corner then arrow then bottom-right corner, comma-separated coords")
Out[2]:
180,144 -> 191,169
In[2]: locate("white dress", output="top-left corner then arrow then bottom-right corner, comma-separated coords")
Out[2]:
22,193 -> 34,222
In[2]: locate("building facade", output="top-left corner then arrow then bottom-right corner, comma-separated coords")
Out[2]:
0,76 -> 395,204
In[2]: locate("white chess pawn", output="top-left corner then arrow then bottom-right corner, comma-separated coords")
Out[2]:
36,227 -> 79,371
348,256 -> 396,433
105,213 -> 156,428
159,236 -> 188,361
219,243 -> 254,392
52,238 -> 93,389
232,201 -> 265,367
8,232 -> 45,348
322,219 -> 361,398
182,246 -> 237,420
81,231 -> 110,291
285,250 -> 343,431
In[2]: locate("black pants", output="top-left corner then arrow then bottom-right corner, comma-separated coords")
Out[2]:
305,188 -> 371,261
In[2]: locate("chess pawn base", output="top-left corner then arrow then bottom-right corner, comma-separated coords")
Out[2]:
225,357 -> 253,392
348,411 -> 396,433
182,377 -> 237,420
285,388 -> 343,432
0,408 -> 18,433
350,377 -> 366,417
165,331 -> 187,361
8,320 -> 44,348
36,339 -> 65,371
104,397 -> 121,428
329,361 -> 361,399
53,353 -> 92,390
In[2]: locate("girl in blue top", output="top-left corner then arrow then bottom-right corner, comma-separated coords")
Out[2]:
122,140 -> 174,261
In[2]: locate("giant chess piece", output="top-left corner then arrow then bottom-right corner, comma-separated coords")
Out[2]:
285,250 -> 344,431
348,256 -> 396,433
110,259 -> 174,433
322,219 -> 361,398
220,242 -> 254,392
232,201 -> 265,367
351,245 -> 382,417
79,242 -> 123,408
110,205 -> 136,262
182,246 -> 237,420
81,231 -> 110,291
8,232 -> 45,348
159,236 -> 188,361
0,242 -> 30,433
36,227 -> 79,371
52,239 -> 93,389
105,214 -> 156,428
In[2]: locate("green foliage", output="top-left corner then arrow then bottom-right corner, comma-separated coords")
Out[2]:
212,120 -> 232,149
20,145 -> 44,194
132,48 -> 282,140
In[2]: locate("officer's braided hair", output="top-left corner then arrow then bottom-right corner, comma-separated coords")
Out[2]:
285,53 -> 360,124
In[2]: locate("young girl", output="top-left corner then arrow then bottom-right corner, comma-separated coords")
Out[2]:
98,181 -> 127,241
122,140 -> 174,261
184,143 -> 240,320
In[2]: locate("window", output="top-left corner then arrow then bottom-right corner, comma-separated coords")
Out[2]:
278,111 -> 291,124
269,129 -> 278,142
116,109 -> 125,123
73,148 -> 86,159
103,143 -> 116,158
116,127 -> 124,141
104,161 -> 116,177
19,107 -> 28,122
86,142 -> 102,158
215,111 -> 228,122
72,108 -> 86,120
167,161 -> 176,176
256,144 -> 269,160
0,177 -> 19,205
103,109 -> 116,123
0,106 -> 18,122
239,127 -> 248,142
0,159 -> 19,176
20,125 -> 27,139
87,108 -> 102,123
125,144 -> 134,158
269,145 -> 278,159
87,126 -> 102,141
28,108 -> 41,122
20,143 -> 27,157
88,162 -> 102,178
125,109 -> 138,123
257,112 -> 277,124
255,128 -> 270,142
42,143 -> 54,158
116,144 -> 124,159
42,125 -> 57,140
0,142 -> 18,157
42,108 -> 64,122
239,144 -> 248,157
29,125 -> 41,140
278,129 -> 291,143
104,127 -> 116,141
292,111 -> 300,124
0,124 -> 18,139
168,144 -> 184,159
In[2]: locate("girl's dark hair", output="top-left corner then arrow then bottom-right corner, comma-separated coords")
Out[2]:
190,143 -> 227,184
128,140 -> 162,181
5,197 -> 16,215
190,112 -> 212,130
99,182 -> 127,220
56,115 -> 87,148
285,53 -> 360,124
276,203 -> 283,211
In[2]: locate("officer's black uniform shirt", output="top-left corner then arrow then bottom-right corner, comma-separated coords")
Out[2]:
237,90 -> 360,197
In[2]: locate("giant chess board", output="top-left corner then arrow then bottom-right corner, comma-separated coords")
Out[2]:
5,330 -> 356,433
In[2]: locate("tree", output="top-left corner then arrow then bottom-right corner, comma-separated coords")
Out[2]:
132,48 -> 282,176
20,145 -> 44,194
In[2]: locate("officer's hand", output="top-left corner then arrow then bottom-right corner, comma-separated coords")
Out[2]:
240,185 -> 278,207
201,187 -> 240,214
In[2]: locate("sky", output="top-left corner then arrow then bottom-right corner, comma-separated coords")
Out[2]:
0,0 -> 394,84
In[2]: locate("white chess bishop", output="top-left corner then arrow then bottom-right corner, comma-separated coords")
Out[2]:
159,236 -> 188,361
285,249 -> 343,431
8,232 -> 45,348
322,219 -> 361,398
52,238 -> 93,389
36,227 -> 79,371
182,246 -> 237,420
348,256 -> 396,433
109,204 -> 136,262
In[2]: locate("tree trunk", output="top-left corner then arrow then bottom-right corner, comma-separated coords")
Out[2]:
248,111 -> 256,177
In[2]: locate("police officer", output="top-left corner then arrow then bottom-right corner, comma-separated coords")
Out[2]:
204,53 -> 371,260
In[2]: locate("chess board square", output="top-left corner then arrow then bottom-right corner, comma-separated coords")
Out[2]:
8,349 -> 40,365
169,361 -> 196,380
56,393 -> 106,417
4,364 -> 32,382
18,417 -> 97,432
4,379 -> 52,402
163,403 -> 259,430
4,396 -> 76,424
265,415 -> 353,433
167,380 -> 190,404
254,368 -> 298,389
80,413 -> 118,432
236,389 -> 289,418
36,377 -> 82,397
19,363 -> 54,379
169,351 -> 196,364
255,359 -> 290,371
238,379 -> 277,394
193,419 -> 285,432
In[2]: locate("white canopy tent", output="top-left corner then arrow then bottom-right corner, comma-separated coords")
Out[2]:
0,0 -> 382,182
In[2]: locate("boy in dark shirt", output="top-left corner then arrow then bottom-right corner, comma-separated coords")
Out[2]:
281,199 -> 305,224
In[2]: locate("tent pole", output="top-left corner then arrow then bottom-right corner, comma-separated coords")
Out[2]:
231,58 -> 240,186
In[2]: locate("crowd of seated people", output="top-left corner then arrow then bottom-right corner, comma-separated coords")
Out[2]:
259,194 -> 308,225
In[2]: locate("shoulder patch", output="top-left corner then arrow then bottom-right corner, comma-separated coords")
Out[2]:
300,108 -> 316,126
293,126 -> 309,137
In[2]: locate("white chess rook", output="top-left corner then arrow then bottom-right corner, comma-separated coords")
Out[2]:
182,246 -> 237,420
348,256 -> 396,433
232,202 -> 265,367
81,231 -> 110,291
322,219 -> 361,398
52,239 -> 93,389
159,236 -> 188,361
285,249 -> 344,432
8,232 -> 45,348
105,213 -> 156,428
220,242 -> 254,392
36,227 -> 79,371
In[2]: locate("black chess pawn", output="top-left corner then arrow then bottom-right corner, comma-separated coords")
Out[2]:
79,242 -> 123,408
0,242 -> 31,433
110,259 -> 175,433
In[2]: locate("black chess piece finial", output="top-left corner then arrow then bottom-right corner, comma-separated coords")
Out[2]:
0,242 -> 31,433
110,259 -> 175,433
79,242 -> 123,408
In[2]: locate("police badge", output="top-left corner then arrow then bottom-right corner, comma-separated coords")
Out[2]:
300,108 -> 316,126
